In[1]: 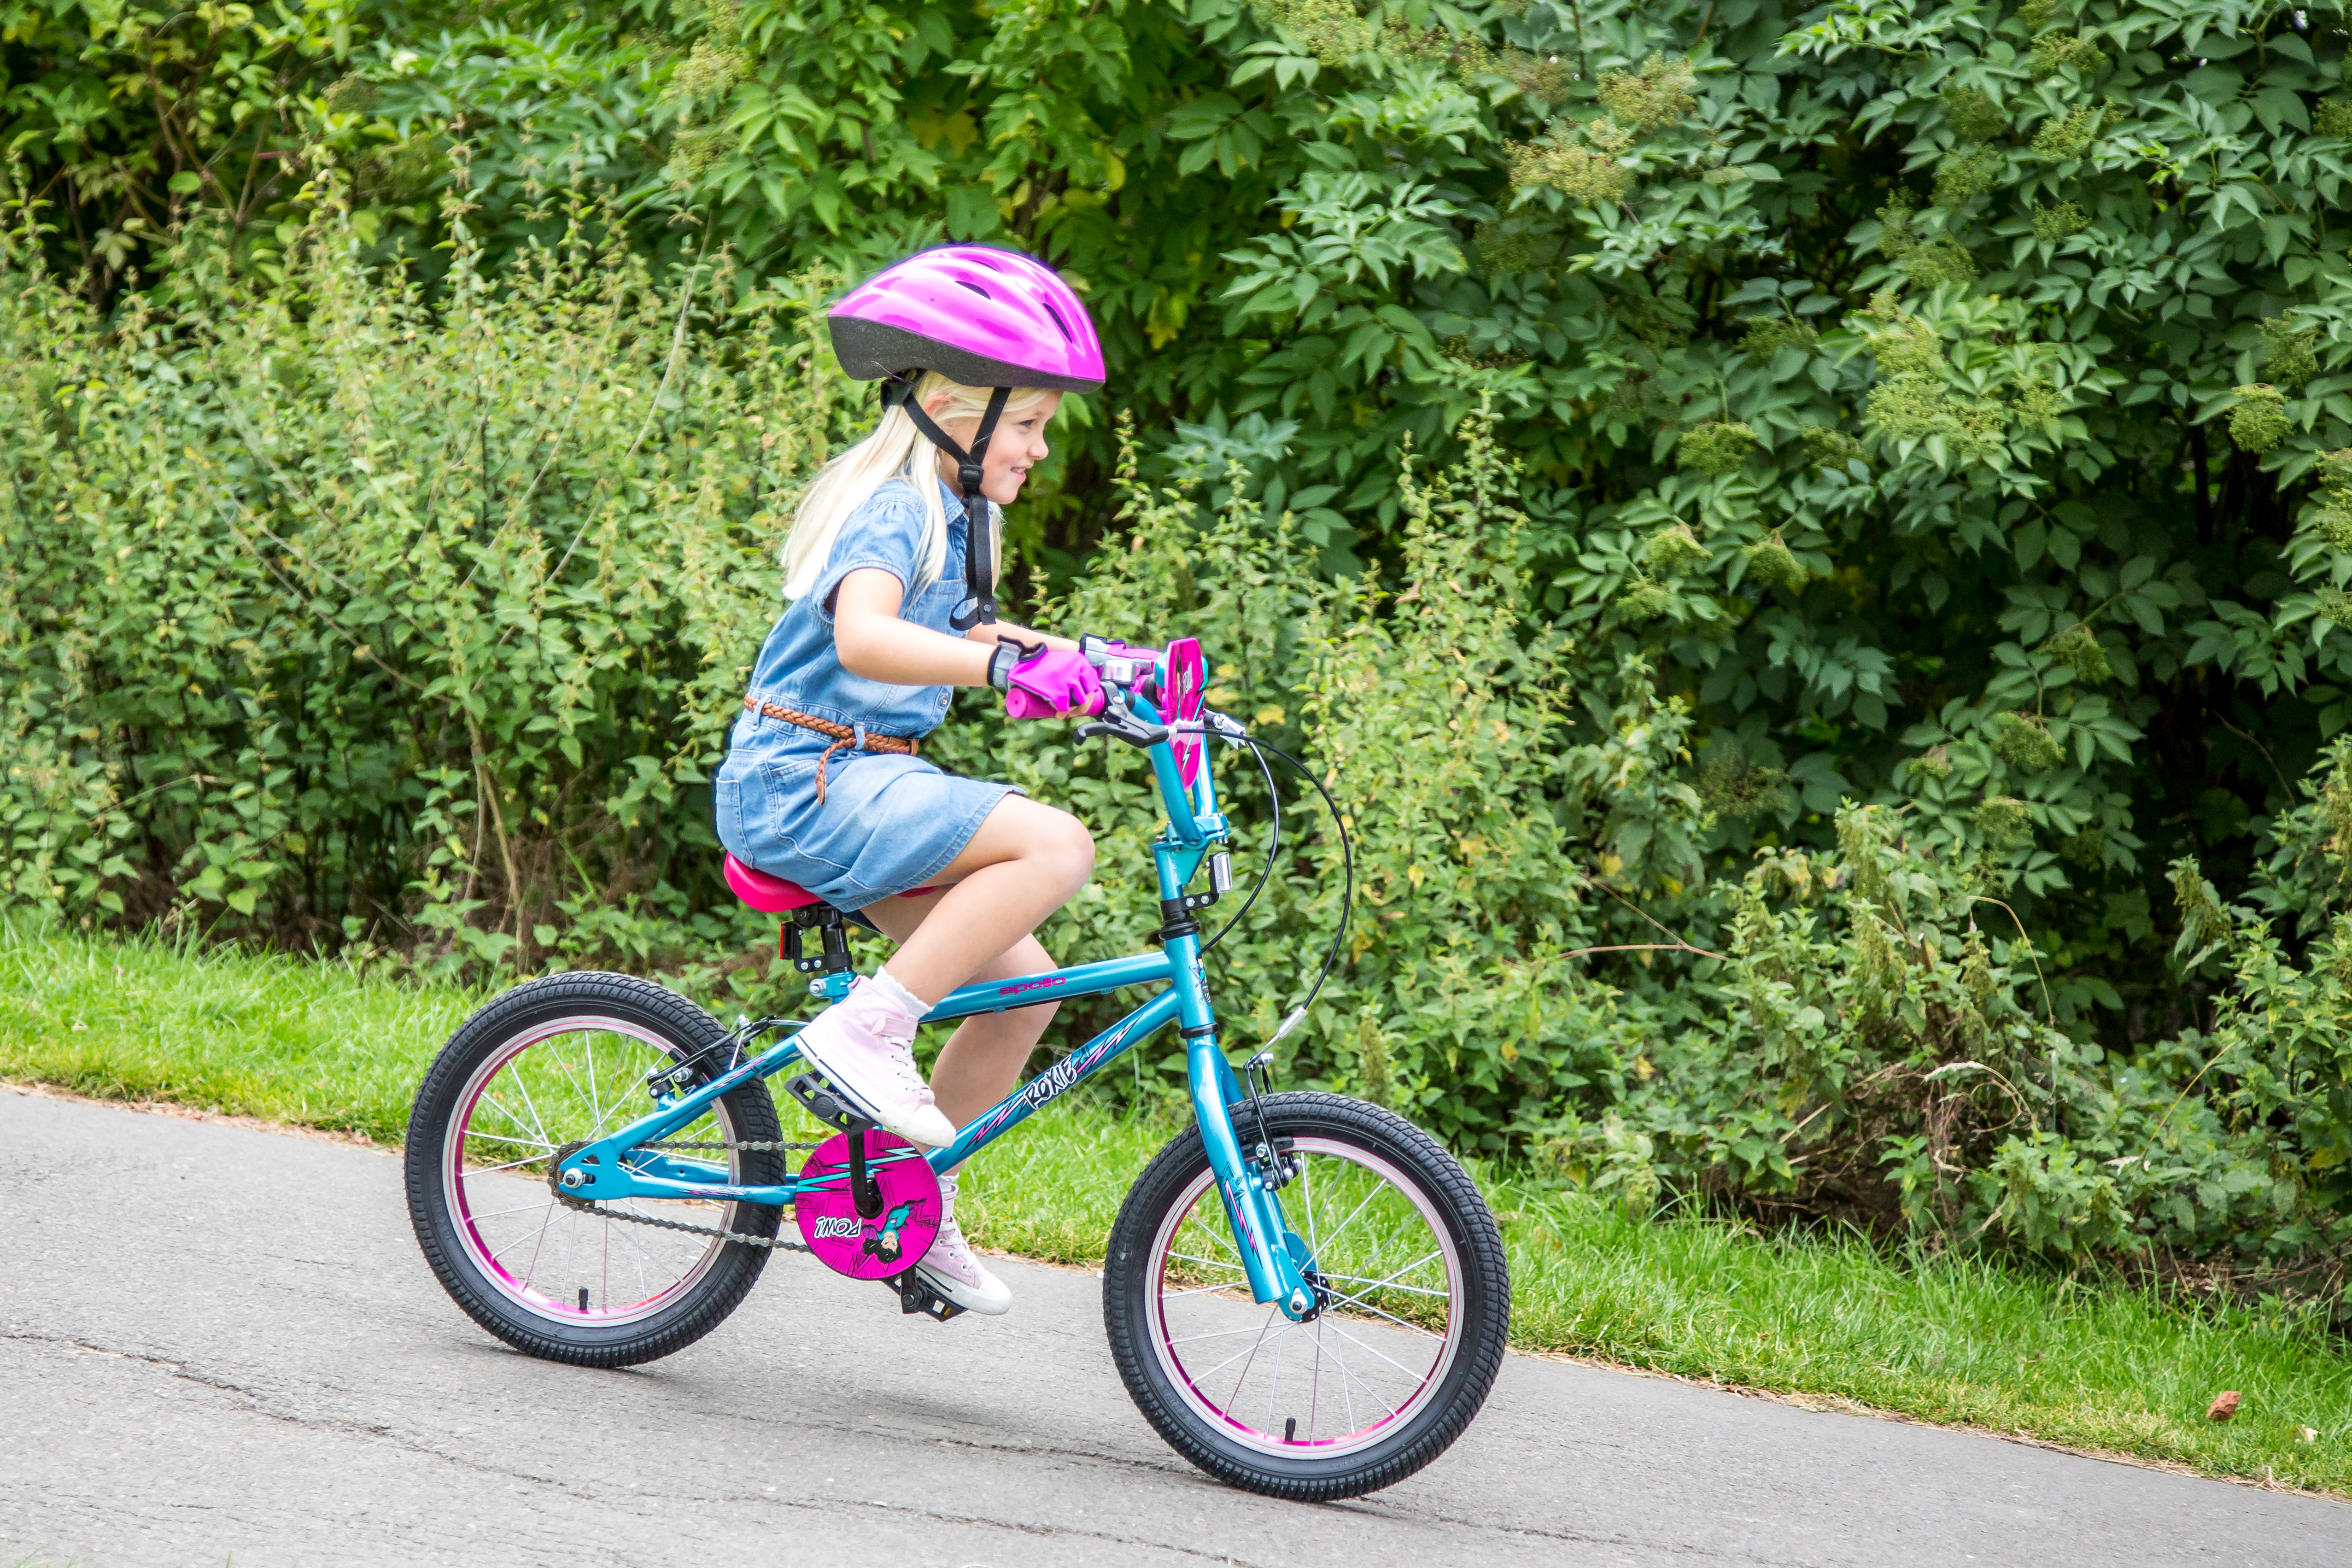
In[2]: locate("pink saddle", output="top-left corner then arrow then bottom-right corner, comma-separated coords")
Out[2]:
723,853 -> 937,913
724,853 -> 825,913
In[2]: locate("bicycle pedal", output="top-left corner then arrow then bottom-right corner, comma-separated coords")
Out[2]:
784,1072 -> 876,1134
884,1270 -> 965,1322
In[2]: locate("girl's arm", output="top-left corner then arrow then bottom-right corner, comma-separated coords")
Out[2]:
833,568 -> 1077,687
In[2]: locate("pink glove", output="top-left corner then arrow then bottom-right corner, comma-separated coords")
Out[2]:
994,644 -> 1106,720
1092,639 -> 1161,696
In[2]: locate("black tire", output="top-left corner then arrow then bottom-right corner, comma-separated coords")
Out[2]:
404,971 -> 785,1368
1102,1091 -> 1509,1500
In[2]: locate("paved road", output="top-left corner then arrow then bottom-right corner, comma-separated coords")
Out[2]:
2,1093 -> 2346,1568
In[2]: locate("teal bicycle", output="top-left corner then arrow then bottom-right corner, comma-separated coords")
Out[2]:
404,637 -> 1510,1500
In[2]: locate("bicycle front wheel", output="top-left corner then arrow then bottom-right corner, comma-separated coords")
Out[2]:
404,971 -> 786,1368
1102,1092 -> 1509,1500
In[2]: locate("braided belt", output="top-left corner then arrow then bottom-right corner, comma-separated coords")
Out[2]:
741,696 -> 920,804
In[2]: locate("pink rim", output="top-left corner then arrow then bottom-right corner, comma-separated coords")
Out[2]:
442,1016 -> 740,1327
1143,1137 -> 1462,1459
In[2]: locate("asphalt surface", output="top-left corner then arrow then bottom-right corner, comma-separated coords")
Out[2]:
3,1091 -> 2348,1568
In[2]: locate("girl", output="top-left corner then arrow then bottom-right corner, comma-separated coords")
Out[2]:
714,246 -> 1111,1317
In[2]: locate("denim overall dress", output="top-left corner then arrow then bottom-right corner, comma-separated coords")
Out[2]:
714,477 -> 1022,911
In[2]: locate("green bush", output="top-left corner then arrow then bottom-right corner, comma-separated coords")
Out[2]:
26,1 -> 2352,1042
16,2 -> 2352,1296
8,187 -> 2352,1293
0,179 -> 854,975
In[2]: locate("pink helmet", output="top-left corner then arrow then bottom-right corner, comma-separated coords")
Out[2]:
829,246 -> 1105,393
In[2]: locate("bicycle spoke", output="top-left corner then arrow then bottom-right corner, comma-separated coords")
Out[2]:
460,1153 -> 550,1179
1167,1251 -> 1246,1273
508,1071 -> 554,1154
1188,1215 -> 1242,1258
1164,1322 -> 1278,1348
1315,1179 -> 1390,1258
1321,1316 -> 1357,1431
615,1201 -> 705,1281
1265,1320 -> 1288,1434
1318,1266 -> 1447,1298
1226,1308 -> 1281,1413
1304,1325 -> 1398,1419
1300,1153 -> 1322,1260
1317,1289 -> 1445,1340
1158,1281 -> 1247,1300
1307,1314 -> 1325,1443
463,1128 -> 556,1153
519,1208 -> 558,1294
477,1088 -> 544,1149
552,1045 -> 600,1135
1187,1308 -> 1281,1387
1322,1319 -> 1433,1386
487,1206 -> 560,1264
584,1035 -> 606,1132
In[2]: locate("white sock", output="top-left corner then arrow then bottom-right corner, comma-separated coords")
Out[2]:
866,965 -> 930,1021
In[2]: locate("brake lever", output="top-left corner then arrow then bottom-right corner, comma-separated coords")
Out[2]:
1075,712 -> 1171,749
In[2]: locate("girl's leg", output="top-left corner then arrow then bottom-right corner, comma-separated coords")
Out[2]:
788,795 -> 1087,1154
852,801 -> 1088,1319
860,796 -> 1090,1126
855,907 -> 1058,1130
865,795 -> 1093,1006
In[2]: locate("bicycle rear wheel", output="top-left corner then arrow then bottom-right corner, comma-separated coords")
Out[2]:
1102,1092 -> 1509,1500
404,971 -> 786,1367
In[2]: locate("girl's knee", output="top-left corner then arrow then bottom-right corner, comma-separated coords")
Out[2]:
1039,809 -> 1094,887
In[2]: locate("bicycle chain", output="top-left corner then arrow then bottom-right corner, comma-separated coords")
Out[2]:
548,1136 -> 825,1254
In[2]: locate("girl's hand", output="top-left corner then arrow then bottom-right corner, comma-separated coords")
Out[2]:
991,641 -> 1106,720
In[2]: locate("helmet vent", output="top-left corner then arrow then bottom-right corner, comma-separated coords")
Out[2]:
1038,298 -> 1075,343
956,280 -> 994,299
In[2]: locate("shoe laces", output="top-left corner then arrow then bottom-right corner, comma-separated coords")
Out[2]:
846,992 -> 932,1105
932,1178 -> 968,1256
877,1042 -> 935,1108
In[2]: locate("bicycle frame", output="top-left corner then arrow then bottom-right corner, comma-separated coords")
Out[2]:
550,687 -> 1320,1319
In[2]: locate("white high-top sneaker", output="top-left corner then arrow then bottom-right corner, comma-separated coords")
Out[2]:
915,1174 -> 1011,1316
792,977 -> 957,1149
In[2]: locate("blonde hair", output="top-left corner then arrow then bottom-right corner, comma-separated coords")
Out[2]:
780,372 -> 1058,602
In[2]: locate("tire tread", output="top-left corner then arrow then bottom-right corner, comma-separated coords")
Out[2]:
1101,1091 -> 1510,1500
404,971 -> 781,1368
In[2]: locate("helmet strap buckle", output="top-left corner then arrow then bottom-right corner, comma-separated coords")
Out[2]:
895,382 -> 1011,630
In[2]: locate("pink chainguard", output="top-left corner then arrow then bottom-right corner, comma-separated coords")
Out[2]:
794,1130 -> 944,1281
723,853 -> 936,913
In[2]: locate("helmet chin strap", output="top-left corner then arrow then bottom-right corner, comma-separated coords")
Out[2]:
885,378 -> 1011,629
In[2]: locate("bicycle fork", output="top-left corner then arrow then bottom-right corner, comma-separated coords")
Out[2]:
1187,1031 -> 1316,1318
1162,892 -> 1316,1321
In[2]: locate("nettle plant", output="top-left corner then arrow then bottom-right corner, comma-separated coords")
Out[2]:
0,174 -> 859,977
33,0 -> 2352,1037
926,412 -> 1676,1153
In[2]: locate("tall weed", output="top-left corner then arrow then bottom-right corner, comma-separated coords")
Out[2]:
4,188 -> 2350,1294
0,177 -> 851,976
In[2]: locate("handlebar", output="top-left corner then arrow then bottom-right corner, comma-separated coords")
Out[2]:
1068,636 -> 1355,1032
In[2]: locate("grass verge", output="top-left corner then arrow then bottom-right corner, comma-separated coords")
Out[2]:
3,914 -> 2347,1496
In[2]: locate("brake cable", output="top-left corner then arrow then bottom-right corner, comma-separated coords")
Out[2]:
1201,733 -> 1280,954
1234,734 -> 1354,1046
